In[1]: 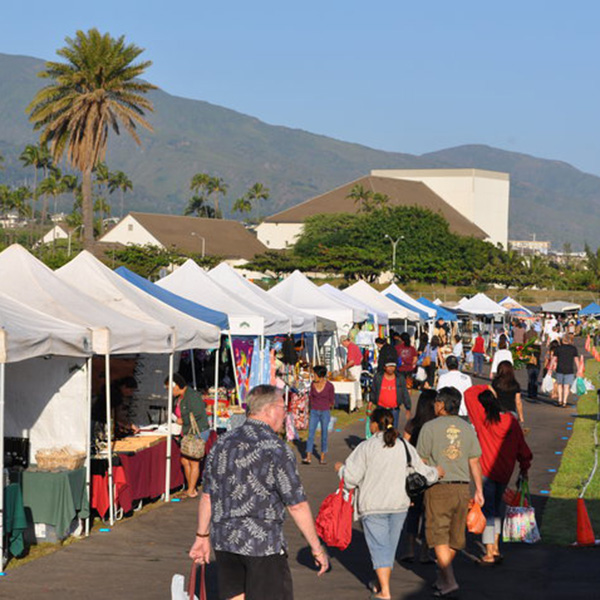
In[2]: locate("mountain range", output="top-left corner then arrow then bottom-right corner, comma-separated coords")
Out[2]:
1,51 -> 599,250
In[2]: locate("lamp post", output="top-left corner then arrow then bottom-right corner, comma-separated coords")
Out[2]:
384,234 -> 404,279
67,224 -> 83,257
191,232 -> 206,258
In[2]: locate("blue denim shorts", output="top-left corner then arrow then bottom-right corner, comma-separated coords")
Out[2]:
361,512 -> 407,569
555,372 -> 575,386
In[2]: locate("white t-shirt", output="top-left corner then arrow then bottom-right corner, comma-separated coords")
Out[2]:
490,348 -> 513,376
436,370 -> 473,416
452,341 -> 464,358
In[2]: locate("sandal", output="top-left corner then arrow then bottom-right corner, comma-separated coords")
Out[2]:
302,458 -> 311,465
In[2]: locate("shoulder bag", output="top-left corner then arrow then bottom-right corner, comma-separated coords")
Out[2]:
401,439 -> 429,498
180,412 -> 206,460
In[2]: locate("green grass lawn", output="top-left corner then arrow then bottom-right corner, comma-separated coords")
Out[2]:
541,358 -> 600,545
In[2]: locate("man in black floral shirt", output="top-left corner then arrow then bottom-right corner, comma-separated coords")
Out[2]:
190,385 -> 328,599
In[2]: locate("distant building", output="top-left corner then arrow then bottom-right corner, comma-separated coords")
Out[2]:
371,169 -> 510,248
509,239 -> 551,256
98,212 -> 268,264
257,173 -> 489,249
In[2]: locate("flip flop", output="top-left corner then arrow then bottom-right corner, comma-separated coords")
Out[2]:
302,458 -> 311,465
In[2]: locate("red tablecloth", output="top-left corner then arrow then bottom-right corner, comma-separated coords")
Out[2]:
91,439 -> 183,518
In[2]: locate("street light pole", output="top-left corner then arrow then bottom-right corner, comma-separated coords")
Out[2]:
384,234 -> 404,279
191,232 -> 206,258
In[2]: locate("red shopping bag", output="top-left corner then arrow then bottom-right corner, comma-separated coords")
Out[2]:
315,479 -> 354,550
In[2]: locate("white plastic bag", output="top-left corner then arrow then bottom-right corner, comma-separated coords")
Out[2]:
415,366 -> 427,382
541,373 -> 554,394
172,574 -> 197,600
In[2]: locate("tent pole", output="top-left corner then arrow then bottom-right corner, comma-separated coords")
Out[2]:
313,332 -> 317,365
227,332 -> 241,406
0,362 -> 5,571
165,353 -> 174,502
213,347 -> 220,431
190,349 -> 197,390
105,354 -> 115,526
260,334 -> 265,385
84,357 -> 92,537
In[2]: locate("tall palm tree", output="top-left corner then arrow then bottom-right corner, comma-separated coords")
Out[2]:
27,28 -> 156,249
233,196 -> 252,215
108,170 -> 133,219
209,176 -> 228,219
38,173 -> 65,221
347,183 -> 373,213
246,182 -> 270,222
20,143 -> 51,223
184,195 -> 216,218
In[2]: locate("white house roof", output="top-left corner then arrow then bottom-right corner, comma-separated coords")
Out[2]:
343,280 -> 419,321
0,292 -> 92,363
56,252 -> 221,350
0,245 -> 171,355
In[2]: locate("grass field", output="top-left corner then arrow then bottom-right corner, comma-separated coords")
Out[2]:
540,358 -> 600,545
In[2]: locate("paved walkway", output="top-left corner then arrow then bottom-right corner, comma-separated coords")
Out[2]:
2,367 -> 599,599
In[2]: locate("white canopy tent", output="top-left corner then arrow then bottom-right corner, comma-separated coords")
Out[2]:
344,280 -> 420,321
157,260 -> 269,336
0,245 -> 176,524
268,270 -> 365,333
319,284 -> 389,327
540,300 -> 581,314
0,292 -> 93,566
56,252 -> 221,350
498,296 -> 535,318
209,263 -> 319,334
457,293 -> 508,317
383,283 -> 436,319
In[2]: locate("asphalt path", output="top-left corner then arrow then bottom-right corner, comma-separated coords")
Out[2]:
2,363 -> 600,599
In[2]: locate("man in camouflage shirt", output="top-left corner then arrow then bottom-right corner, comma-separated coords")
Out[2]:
190,385 -> 328,599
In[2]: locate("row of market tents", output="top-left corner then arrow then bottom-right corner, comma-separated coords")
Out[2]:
0,243 -> 597,560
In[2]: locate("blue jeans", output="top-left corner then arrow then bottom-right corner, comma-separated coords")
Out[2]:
362,512 -> 407,569
482,476 -> 506,545
306,409 -> 331,455
473,352 -> 484,376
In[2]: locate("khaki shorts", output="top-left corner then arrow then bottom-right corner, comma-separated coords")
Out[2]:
424,483 -> 470,550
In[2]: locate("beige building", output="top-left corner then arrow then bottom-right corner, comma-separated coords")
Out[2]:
371,169 -> 510,248
257,174 -> 488,249
99,212 -> 268,264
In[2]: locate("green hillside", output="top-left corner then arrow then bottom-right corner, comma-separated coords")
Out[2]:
1,52 -> 600,248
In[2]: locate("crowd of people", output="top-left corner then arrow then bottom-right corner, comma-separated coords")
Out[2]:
186,313 -> 587,600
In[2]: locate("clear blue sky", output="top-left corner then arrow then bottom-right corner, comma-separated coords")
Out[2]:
3,0 -> 600,175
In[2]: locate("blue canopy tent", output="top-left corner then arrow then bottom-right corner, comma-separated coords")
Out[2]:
386,293 -> 430,321
115,267 -> 228,330
417,297 -> 459,322
581,302 -> 600,317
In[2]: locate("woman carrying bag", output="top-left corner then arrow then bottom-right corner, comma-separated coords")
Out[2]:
335,408 -> 442,600
464,385 -> 532,565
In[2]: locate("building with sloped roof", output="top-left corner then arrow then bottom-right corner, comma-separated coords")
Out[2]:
99,212 -> 267,262
256,172 -> 496,250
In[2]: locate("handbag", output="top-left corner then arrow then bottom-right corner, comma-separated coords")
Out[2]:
420,355 -> 432,368
171,562 -> 206,600
502,479 -> 541,544
180,413 -> 206,460
415,366 -> 427,382
541,373 -> 554,395
316,478 -> 354,550
401,439 -> 429,498
466,499 -> 486,534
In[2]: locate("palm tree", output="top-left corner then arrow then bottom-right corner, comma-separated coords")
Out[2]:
347,183 -> 373,213
108,170 -> 133,219
0,152 -> 4,170
209,176 -> 227,218
246,182 -> 270,222
233,196 -> 252,215
27,28 -> 156,250
38,173 -> 65,220
20,143 -> 51,223
184,195 -> 216,218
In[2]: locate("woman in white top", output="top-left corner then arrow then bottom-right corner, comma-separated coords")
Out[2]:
490,334 -> 513,378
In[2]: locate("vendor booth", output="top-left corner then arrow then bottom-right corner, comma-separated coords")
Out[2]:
0,291 -> 93,565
